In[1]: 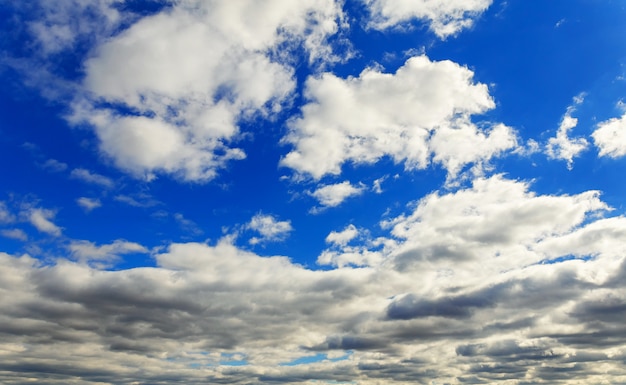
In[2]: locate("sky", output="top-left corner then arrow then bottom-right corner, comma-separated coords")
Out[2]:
1,0 -> 626,384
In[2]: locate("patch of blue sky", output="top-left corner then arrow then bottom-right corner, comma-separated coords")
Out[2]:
539,254 -> 595,266
280,351 -> 352,366
220,353 -> 248,367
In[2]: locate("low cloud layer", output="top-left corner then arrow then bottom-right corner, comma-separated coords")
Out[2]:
2,176 -> 626,384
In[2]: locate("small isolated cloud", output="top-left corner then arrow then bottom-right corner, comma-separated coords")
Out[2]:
310,181 -> 364,209
76,197 -> 102,212
592,112 -> 626,158
546,95 -> 589,169
325,224 -> 359,246
70,168 -> 114,188
26,208 -> 62,236
41,158 -> 68,172
69,239 -> 148,265
114,193 -> 160,208
363,0 -> 493,38
1,228 -> 28,241
174,213 -> 203,236
246,213 -> 292,245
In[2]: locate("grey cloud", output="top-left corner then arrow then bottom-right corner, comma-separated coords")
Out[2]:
386,292 -> 494,320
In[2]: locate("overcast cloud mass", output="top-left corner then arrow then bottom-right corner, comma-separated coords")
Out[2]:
2,1 -> 626,384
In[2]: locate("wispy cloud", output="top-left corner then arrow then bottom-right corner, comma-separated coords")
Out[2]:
70,168 -> 115,188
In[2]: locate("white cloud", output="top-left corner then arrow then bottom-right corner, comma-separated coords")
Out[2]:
310,181 -> 365,208
430,121 -> 517,177
114,193 -> 160,208
281,55 -> 517,179
70,168 -> 114,188
0,229 -> 28,241
363,0 -> 493,38
26,208 -> 62,236
372,176 -> 387,193
0,202 -> 15,224
592,112 -> 626,158
546,97 -> 589,169
246,213 -> 293,244
334,175 -> 609,272
68,0 -> 346,182
41,158 -> 68,172
173,213 -> 203,236
4,195 -> 626,384
69,239 -> 148,265
76,197 -> 102,212
325,224 -> 359,246
22,0 -> 123,55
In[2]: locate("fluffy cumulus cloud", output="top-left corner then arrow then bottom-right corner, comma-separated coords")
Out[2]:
326,224 -> 360,246
67,0 -> 345,182
246,213 -> 293,244
592,112 -> 626,158
282,55 -> 517,180
2,177 -> 626,383
363,0 -> 493,38
310,181 -> 365,208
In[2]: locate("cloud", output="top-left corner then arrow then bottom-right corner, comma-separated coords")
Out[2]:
310,181 -> 365,208
382,175 -> 608,272
325,224 -> 359,246
69,239 -> 148,265
546,96 -> 589,169
65,0 -> 346,182
281,55 -> 517,179
173,213 -> 203,236
76,197 -> 102,212
114,193 -> 160,208
0,202 -> 15,224
0,229 -> 28,241
41,158 -> 68,172
3,195 -> 626,384
70,168 -> 114,188
363,0 -> 493,38
26,208 -> 62,236
592,112 -> 626,158
18,0 -> 123,55
246,213 -> 293,244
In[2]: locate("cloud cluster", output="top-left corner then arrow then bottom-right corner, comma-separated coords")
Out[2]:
3,176 -> 626,383
67,0 -> 345,182
363,0 -> 493,38
282,55 -> 517,180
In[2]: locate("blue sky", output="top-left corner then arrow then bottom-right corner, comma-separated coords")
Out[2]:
2,0 -> 626,384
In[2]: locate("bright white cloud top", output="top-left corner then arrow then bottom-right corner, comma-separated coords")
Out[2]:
2,1 -> 626,384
